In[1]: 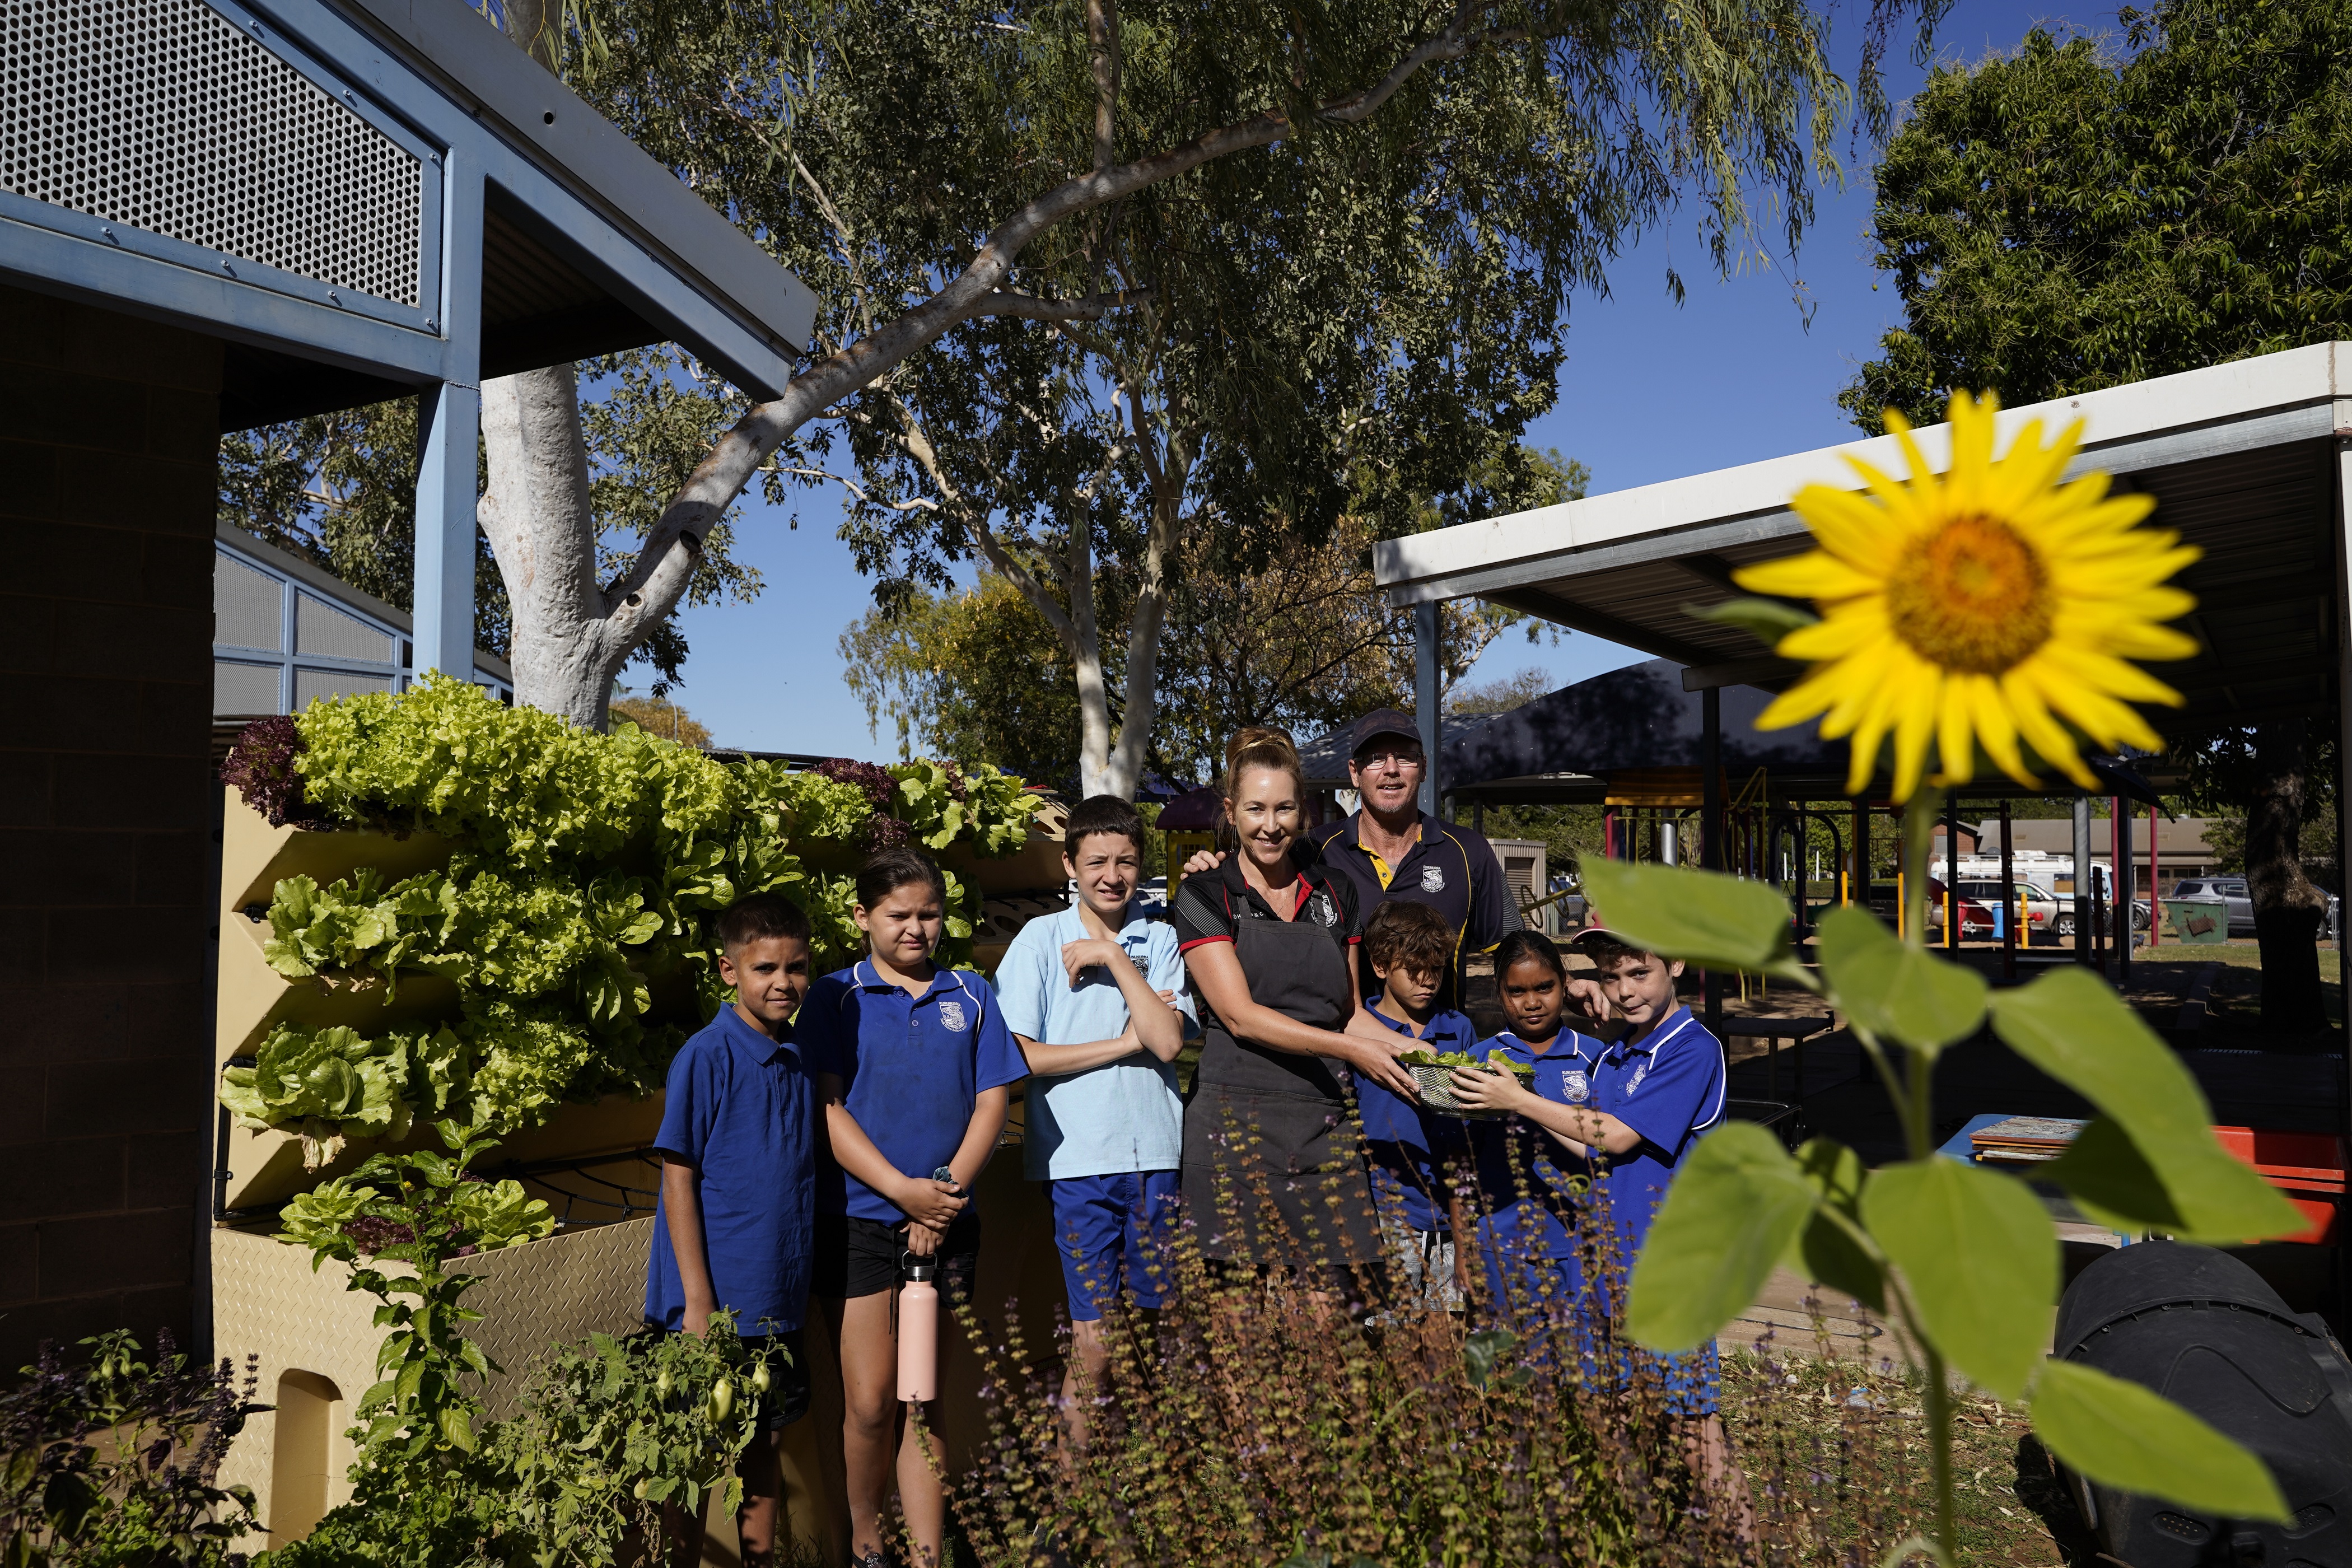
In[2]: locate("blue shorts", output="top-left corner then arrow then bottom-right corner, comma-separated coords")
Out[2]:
1048,1170 -> 1182,1321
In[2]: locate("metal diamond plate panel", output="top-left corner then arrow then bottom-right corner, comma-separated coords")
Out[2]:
1,0 -> 422,303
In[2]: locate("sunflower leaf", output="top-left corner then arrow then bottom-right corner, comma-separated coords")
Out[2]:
1684,596 -> 1819,648
2030,1358 -> 2289,1521
1628,1122 -> 1819,1351
1817,906 -> 1987,1055
2042,1116 -> 2302,1244
1990,967 -> 2303,1241
1861,1157 -> 2054,1400
1578,857 -> 1810,984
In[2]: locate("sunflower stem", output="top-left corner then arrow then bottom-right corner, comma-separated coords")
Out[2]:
1901,789 -> 1940,954
1897,787 -> 1957,1564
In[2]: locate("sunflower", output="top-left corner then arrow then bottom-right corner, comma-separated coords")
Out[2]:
1736,391 -> 2201,800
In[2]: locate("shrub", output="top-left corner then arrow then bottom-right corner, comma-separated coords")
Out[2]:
0,1331 -> 265,1567
218,677 -> 1037,1143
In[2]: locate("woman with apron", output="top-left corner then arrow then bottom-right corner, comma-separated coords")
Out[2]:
1170,727 -> 1421,1280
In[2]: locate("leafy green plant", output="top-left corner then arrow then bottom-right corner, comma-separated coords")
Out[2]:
1,1332 -> 265,1568
1598,797 -> 2302,1564
221,676 -> 1038,1145
277,1121 -> 554,1466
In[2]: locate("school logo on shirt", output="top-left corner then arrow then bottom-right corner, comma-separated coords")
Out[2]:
1627,1063 -> 1649,1094
937,998 -> 968,1033
1309,892 -> 1342,928
1563,1070 -> 1590,1103
1419,864 -> 1446,893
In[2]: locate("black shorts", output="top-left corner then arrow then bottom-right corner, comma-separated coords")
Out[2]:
642,1324 -> 810,1431
814,1210 -> 981,1301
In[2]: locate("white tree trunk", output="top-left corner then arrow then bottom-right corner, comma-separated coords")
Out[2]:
477,365 -> 700,729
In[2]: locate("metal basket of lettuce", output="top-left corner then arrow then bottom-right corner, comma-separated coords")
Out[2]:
1399,1048 -> 1533,1118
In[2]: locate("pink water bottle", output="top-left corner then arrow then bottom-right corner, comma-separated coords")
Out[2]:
897,1256 -> 939,1403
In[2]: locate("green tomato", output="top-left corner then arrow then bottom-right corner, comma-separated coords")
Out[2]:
633,1477 -> 650,1501
655,1368 -> 672,1398
751,1361 -> 772,1394
710,1378 -> 734,1422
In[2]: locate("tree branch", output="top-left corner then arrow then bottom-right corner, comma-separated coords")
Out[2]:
1088,0 -> 1121,174
973,287 -> 1153,321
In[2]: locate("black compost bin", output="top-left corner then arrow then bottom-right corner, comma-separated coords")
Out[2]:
2052,1242 -> 2352,1565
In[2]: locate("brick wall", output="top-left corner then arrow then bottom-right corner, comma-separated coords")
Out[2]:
0,283 -> 222,1374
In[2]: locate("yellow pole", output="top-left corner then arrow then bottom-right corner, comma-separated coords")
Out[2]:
1897,870 -> 1906,939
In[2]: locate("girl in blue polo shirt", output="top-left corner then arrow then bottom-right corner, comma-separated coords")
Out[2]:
799,848 -> 1028,1568
1447,931 -> 1608,1313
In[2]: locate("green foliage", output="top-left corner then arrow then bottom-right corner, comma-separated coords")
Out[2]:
263,1124 -> 773,1568
1844,0 -> 2352,431
1,1332 -> 264,1568
1577,856 -> 1809,982
1602,797 -> 2302,1553
221,1024 -> 422,1165
279,1123 -> 554,1468
1816,904 -> 1987,1054
223,678 -> 1036,1142
1623,1121 -> 1820,1352
2028,1359 -> 2290,1521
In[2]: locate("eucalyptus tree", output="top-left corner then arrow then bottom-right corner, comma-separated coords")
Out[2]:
485,0 -> 1929,757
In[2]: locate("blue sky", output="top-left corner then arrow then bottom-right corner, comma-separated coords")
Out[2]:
654,0 -> 2116,762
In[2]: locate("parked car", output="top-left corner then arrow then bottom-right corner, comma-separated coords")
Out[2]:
2168,876 -> 2254,937
1924,879 -> 1999,939
1952,879 -> 2060,937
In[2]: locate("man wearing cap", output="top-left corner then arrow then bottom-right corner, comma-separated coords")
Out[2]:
1180,707 -> 1524,1007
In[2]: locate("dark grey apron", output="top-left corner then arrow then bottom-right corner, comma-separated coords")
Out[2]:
1182,895 -> 1382,1268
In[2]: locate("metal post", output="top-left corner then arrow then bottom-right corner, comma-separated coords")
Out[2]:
414,152 -> 484,681
1851,797 -> 1867,908
2072,796 -> 2094,965
1701,686 -> 1723,1035
2148,802 -> 2161,948
1414,599 -> 1440,817
1944,804 -> 1959,952
2114,793 -> 2132,984
2332,439 -> 2352,1320
2000,799 -> 2017,981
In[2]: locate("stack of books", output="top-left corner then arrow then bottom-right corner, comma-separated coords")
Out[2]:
1968,1116 -> 2088,1166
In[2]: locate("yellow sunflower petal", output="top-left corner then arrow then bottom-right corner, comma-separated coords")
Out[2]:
1966,675 -> 2038,789
1933,678 -> 1976,787
1733,548 -> 1882,602
2001,668 -> 2099,791
1785,486 -> 1910,572
1777,605 -> 1891,662
1889,669 -> 1942,802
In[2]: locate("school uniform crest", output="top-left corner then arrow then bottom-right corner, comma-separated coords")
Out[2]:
1563,1070 -> 1590,1103
937,998 -> 968,1032
1626,1062 -> 1649,1094
1418,864 -> 1446,893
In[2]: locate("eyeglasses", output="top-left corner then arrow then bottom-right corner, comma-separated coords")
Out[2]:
1354,747 -> 1425,770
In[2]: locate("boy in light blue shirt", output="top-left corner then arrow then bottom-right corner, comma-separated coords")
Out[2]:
996,795 -> 1196,1443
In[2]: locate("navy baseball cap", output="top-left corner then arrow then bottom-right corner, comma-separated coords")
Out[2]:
1348,707 -> 1424,760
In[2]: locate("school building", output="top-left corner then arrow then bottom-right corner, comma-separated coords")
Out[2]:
0,0 -> 810,1373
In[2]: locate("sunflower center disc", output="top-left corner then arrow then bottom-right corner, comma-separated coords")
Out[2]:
1885,514 -> 2053,675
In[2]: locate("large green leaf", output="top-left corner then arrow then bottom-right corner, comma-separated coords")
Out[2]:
1627,1122 -> 1817,1351
1789,1138 -> 1885,1312
2044,1117 -> 2303,1243
1991,967 -> 2304,1242
1579,857 -> 1810,983
1862,1158 -> 2055,1399
1684,596 -> 1819,647
2031,1357 -> 2289,1520
1816,906 -> 1987,1054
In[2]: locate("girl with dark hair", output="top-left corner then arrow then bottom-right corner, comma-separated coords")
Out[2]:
796,848 -> 1028,1568
1170,727 -> 1417,1280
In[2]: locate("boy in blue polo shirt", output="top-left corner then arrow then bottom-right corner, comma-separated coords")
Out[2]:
799,848 -> 1027,1568
645,892 -> 818,1568
1355,898 -> 1478,1310
997,795 -> 1194,1446
1457,925 -> 1737,1511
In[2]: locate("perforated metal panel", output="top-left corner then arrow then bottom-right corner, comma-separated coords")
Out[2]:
295,592 -> 393,662
214,659 -> 282,716
216,550 -> 283,650
1,0 -> 423,304
292,668 -> 393,707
